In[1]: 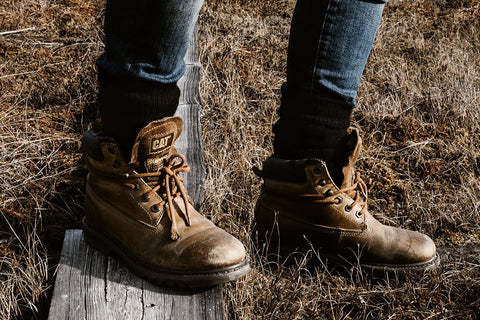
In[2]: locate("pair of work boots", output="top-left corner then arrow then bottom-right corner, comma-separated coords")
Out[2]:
81,117 -> 439,288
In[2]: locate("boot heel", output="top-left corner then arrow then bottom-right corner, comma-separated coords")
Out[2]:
82,217 -> 112,255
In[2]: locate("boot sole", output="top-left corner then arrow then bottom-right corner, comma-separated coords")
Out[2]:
258,240 -> 440,278
82,217 -> 250,288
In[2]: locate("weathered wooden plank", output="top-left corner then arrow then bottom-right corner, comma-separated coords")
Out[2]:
176,31 -> 204,205
142,282 -> 223,320
174,104 -> 205,207
174,23 -> 205,209
104,258 -> 144,319
178,64 -> 202,106
48,230 -> 224,320
83,247 -> 109,319
179,25 -> 202,108
184,25 -> 200,65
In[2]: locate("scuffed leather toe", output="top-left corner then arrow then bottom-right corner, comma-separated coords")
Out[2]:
180,227 -> 246,271
407,231 -> 436,264
359,223 -> 437,266
204,232 -> 246,268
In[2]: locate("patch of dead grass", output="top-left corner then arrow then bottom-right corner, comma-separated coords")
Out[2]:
0,0 -> 479,318
199,0 -> 480,318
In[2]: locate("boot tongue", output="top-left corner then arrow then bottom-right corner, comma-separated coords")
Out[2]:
340,128 -> 362,189
130,117 -> 183,173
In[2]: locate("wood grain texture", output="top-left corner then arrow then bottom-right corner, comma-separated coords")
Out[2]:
48,28 -> 220,320
48,230 -> 224,320
178,27 -> 202,106
174,104 -> 205,207
175,25 -> 206,208
178,65 -> 202,106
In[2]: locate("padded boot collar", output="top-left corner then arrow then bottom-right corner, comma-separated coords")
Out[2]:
260,157 -> 323,182
80,130 -> 115,161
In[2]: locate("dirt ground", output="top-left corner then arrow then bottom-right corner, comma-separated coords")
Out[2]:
1,0 -> 479,319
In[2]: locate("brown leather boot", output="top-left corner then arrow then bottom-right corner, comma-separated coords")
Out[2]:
254,128 -> 439,274
81,116 -> 249,287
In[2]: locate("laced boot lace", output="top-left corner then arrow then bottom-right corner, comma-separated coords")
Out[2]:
124,153 -> 191,240
304,172 -> 368,216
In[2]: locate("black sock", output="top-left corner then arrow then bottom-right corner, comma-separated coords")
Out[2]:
273,94 -> 354,185
98,72 -> 180,159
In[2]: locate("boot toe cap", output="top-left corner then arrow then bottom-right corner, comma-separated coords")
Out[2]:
408,231 -> 437,263
361,224 -> 438,267
204,234 -> 246,268
180,227 -> 246,271
384,227 -> 437,265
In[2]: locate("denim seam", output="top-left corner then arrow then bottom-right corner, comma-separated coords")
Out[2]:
311,0 -> 338,96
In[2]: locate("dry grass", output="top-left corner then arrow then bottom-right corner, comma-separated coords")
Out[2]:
199,0 -> 480,319
1,0 -> 479,319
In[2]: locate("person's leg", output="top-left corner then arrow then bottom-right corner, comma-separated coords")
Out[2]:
96,0 -> 204,158
274,0 -> 387,185
287,0 -> 387,103
81,0 -> 250,287
256,0 -> 439,273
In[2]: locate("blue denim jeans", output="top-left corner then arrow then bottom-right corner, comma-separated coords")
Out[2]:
286,0 -> 388,104
97,0 -> 387,104
97,0 -> 203,84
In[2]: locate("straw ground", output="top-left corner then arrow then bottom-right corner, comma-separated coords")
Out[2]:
0,0 -> 479,318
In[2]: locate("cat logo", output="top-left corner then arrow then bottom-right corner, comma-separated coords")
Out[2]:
150,133 -> 173,153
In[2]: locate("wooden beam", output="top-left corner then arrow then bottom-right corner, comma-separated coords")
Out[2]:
48,230 -> 224,320
176,25 -> 206,209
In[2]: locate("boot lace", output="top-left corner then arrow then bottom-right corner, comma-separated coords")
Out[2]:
304,172 -> 368,216
124,153 -> 191,240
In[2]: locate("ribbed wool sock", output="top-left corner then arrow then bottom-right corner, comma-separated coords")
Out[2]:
273,95 -> 354,186
98,72 -> 180,159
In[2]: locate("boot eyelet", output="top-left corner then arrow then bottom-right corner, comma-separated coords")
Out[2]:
324,189 -> 334,197
318,179 -> 327,187
107,146 -> 115,155
313,167 -> 322,175
141,194 -> 150,202
334,196 -> 342,204
355,211 -> 363,218
132,183 -> 139,191
150,205 -> 160,213
113,160 -> 121,168
345,205 -> 352,212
